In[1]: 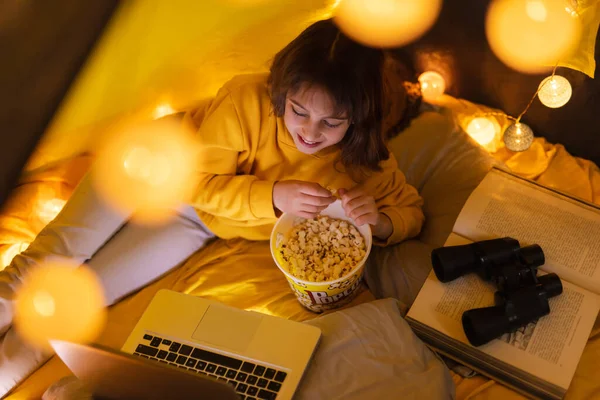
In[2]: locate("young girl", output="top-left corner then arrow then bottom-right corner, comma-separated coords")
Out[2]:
0,19 -> 423,394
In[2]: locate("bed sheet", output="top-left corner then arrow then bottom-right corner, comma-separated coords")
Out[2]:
1,107 -> 599,398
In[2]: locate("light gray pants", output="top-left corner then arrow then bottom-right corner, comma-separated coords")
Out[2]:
0,173 -> 215,396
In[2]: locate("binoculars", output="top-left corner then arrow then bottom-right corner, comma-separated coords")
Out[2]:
431,237 -> 563,346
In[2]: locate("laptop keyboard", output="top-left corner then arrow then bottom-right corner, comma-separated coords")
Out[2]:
133,334 -> 287,400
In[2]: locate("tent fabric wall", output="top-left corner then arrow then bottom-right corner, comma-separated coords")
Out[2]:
29,0 -> 337,169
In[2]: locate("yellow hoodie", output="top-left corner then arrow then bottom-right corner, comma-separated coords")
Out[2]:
191,73 -> 424,245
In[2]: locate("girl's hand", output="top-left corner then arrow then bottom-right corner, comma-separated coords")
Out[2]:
273,180 -> 335,219
339,187 -> 393,240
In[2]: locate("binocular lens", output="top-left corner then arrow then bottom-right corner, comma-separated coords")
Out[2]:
431,245 -> 479,282
519,244 -> 545,268
462,307 -> 509,347
538,273 -> 563,298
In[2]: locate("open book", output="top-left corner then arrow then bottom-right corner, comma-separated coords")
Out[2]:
406,167 -> 600,400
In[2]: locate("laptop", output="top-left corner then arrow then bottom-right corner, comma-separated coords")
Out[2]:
53,289 -> 321,400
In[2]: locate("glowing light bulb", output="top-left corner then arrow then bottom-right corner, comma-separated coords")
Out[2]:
418,71 -> 446,102
334,0 -> 442,48
152,103 -> 176,120
92,118 -> 197,224
1,242 -> 30,268
466,117 -> 498,146
503,122 -> 534,151
38,198 -> 66,224
486,0 -> 581,73
13,262 -> 106,351
538,75 -> 572,108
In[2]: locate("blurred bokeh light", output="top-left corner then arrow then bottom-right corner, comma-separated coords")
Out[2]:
92,118 -> 197,224
486,0 -> 581,74
14,262 -> 106,351
333,0 -> 442,48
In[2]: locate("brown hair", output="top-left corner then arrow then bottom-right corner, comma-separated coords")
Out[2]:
268,19 -> 389,172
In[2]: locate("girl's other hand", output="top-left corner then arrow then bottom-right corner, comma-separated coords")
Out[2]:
273,180 -> 335,219
338,187 -> 392,240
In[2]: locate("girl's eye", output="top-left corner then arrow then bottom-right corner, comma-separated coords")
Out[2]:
324,120 -> 343,128
292,106 -> 307,117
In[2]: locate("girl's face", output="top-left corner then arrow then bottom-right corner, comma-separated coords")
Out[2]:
283,84 -> 351,155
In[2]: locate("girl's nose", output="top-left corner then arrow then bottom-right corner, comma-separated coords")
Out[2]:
302,125 -> 321,141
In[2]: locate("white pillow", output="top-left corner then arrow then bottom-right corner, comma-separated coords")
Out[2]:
297,298 -> 455,400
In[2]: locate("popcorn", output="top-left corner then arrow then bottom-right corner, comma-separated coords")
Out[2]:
277,216 -> 366,282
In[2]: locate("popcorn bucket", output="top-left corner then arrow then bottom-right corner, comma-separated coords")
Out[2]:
270,200 -> 372,313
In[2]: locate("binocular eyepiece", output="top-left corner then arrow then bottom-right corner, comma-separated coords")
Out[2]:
431,237 -> 563,346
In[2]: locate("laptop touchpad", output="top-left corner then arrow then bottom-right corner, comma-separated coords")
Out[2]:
192,304 -> 262,353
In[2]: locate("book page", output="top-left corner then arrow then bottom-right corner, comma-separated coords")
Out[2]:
407,233 -> 600,390
453,168 -> 600,294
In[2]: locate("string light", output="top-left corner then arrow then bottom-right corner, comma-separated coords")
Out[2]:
503,122 -> 535,151
13,261 -> 106,351
537,75 -> 572,108
486,0 -> 580,74
466,117 -> 499,146
333,0 -> 442,48
92,118 -> 197,224
418,71 -> 446,102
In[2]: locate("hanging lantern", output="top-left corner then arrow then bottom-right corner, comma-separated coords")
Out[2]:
538,75 -> 572,108
503,122 -> 534,151
418,71 -> 446,102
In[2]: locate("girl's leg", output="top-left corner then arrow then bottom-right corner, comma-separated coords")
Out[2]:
0,172 -> 214,395
1,173 -> 130,336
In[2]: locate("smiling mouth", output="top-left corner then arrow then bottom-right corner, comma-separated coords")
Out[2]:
298,134 -> 322,148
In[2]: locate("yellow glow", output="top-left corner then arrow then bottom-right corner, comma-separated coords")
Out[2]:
418,71 -> 446,102
486,0 -> 581,74
334,0 -> 442,48
14,262 -> 106,351
526,0 -> 548,21
466,117 -> 498,146
538,75 -> 572,108
38,198 -> 67,224
1,242 -> 30,268
152,103 -> 176,120
92,118 -> 197,224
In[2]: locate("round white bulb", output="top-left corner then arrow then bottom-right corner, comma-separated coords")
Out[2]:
503,122 -> 534,152
418,71 -> 446,102
466,117 -> 497,146
538,75 -> 572,108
